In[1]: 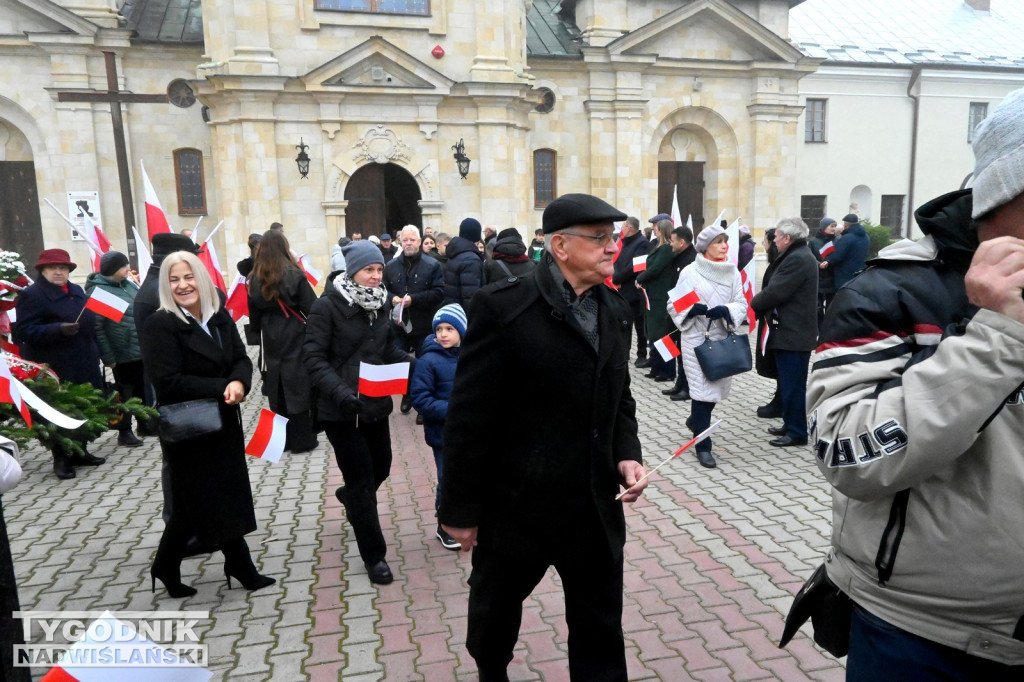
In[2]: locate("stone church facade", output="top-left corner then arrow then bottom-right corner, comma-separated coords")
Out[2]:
1,0 -> 815,274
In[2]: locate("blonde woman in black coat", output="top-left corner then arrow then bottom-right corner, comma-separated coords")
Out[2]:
140,252 -> 274,598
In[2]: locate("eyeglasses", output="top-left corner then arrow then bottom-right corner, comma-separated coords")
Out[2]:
560,231 -> 615,247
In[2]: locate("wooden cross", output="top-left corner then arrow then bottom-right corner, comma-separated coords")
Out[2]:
57,50 -> 168,268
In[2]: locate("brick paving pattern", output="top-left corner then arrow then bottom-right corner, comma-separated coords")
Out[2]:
4,339 -> 846,680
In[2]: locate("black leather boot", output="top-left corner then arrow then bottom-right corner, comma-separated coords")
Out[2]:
222,538 -> 275,591
53,453 -> 75,480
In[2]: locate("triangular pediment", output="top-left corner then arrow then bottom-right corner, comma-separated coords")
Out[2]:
301,36 -> 454,94
608,0 -> 805,64
1,0 -> 98,37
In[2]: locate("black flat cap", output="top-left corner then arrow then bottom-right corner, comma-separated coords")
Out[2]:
152,233 -> 200,260
542,193 -> 627,234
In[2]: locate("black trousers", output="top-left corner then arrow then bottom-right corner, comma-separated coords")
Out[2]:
323,419 -> 393,564
689,400 -> 716,454
467,525 -> 627,681
626,296 -> 647,359
0,501 -> 30,681
112,360 -> 145,431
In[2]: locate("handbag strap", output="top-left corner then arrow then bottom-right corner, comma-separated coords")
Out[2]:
704,318 -> 735,338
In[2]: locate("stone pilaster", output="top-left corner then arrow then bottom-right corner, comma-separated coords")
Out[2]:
746,76 -> 804,227
199,0 -> 278,77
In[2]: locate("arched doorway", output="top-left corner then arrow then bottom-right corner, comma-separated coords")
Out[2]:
344,163 -> 422,237
0,118 -> 43,260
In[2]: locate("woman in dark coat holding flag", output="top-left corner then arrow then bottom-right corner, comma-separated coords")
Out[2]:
636,219 -> 678,382
247,230 -> 318,453
140,251 -> 273,598
303,240 -> 411,586
13,249 -> 105,479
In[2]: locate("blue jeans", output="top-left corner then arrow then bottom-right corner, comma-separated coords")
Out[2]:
432,445 -> 444,512
774,350 -> 810,440
848,605 -> 1024,682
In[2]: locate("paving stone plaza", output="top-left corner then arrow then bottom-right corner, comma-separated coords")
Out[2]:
4,340 -> 846,681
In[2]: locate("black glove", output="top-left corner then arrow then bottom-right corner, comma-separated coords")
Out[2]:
685,303 -> 708,320
707,306 -> 731,321
59,322 -> 79,337
341,395 -> 365,416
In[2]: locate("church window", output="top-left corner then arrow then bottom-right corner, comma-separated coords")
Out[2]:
534,149 -> 557,208
968,102 -> 988,143
173,148 -> 207,215
314,0 -> 429,15
535,88 -> 556,114
805,99 -> 827,143
800,195 -> 826,227
880,195 -> 905,238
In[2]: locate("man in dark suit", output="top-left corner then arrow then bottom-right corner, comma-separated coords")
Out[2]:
610,216 -> 652,366
440,193 -> 648,681
750,217 -> 819,447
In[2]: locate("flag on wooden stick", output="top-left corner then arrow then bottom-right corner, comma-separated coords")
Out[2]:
84,288 -> 129,323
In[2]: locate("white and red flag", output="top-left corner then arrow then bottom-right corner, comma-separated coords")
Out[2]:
84,288 -> 129,323
298,255 -> 322,288
671,185 -> 682,228
195,225 -> 227,293
140,160 -> 172,241
224,275 -> 249,322
358,361 -> 410,397
39,610 -> 212,682
632,255 -> 647,273
653,334 -> 681,362
0,361 -> 31,427
78,211 -> 112,272
245,408 -> 288,463
132,226 -> 153,282
819,241 -> 835,259
668,284 -> 701,314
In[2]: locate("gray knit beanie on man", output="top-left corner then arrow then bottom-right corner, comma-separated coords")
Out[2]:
972,87 -> 1024,218
342,239 -> 384,275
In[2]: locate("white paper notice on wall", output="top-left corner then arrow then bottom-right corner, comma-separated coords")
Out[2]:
66,191 -> 102,241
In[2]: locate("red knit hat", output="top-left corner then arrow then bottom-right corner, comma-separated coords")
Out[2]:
34,249 -> 77,272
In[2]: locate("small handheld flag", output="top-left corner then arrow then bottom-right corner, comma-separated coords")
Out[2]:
819,241 -> 835,258
225,275 -> 249,322
246,408 -> 288,463
358,362 -> 410,397
653,334 -> 681,362
632,255 -> 647,273
299,254 -> 323,288
84,287 -> 130,323
668,284 -> 701,314
616,420 -> 722,501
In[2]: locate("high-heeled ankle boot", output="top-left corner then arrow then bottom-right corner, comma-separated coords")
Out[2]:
222,538 -> 275,591
151,532 -> 196,598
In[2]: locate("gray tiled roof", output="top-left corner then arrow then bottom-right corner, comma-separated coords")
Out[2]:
790,0 -> 1024,67
526,0 -> 582,58
119,0 -> 203,45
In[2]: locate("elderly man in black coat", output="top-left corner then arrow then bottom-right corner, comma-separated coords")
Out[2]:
750,217 -> 819,447
610,216 -> 652,366
439,193 -> 648,681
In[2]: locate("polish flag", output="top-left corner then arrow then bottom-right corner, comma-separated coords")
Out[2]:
245,408 -> 288,463
358,361 -> 410,397
140,160 -> 172,241
298,255 -> 322,288
78,211 -> 112,257
641,287 -> 650,311
132,227 -> 153,282
225,275 -> 249,322
85,288 -> 129,323
668,284 -> 701,313
0,361 -> 31,427
653,334 -> 681,362
632,255 -> 647,273
197,239 -> 227,293
39,611 -> 212,682
819,241 -> 835,258
605,228 -> 623,289
671,185 -> 682,228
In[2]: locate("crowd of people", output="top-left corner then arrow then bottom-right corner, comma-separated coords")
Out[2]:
8,87 -> 1024,681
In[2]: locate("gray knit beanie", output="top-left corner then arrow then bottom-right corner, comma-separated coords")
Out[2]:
972,87 -> 1024,218
342,240 -> 384,275
694,224 -> 726,253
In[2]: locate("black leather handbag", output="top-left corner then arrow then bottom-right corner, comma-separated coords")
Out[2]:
157,398 -> 223,443
694,319 -> 752,381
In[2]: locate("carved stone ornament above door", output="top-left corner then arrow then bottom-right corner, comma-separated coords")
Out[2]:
352,124 -> 412,165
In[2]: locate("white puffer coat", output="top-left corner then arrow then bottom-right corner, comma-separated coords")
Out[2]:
667,254 -> 748,403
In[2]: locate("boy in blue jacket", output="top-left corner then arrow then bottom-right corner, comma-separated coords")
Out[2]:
409,303 -> 466,550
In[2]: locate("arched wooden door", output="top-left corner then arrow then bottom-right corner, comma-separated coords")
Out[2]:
344,163 -> 422,237
0,120 -> 43,261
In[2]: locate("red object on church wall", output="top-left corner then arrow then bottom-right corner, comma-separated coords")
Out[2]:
431,45 -> 445,59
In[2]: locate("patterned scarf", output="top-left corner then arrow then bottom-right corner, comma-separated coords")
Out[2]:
334,273 -> 388,320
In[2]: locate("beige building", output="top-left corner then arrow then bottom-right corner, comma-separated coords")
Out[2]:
1,0 -> 822,276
